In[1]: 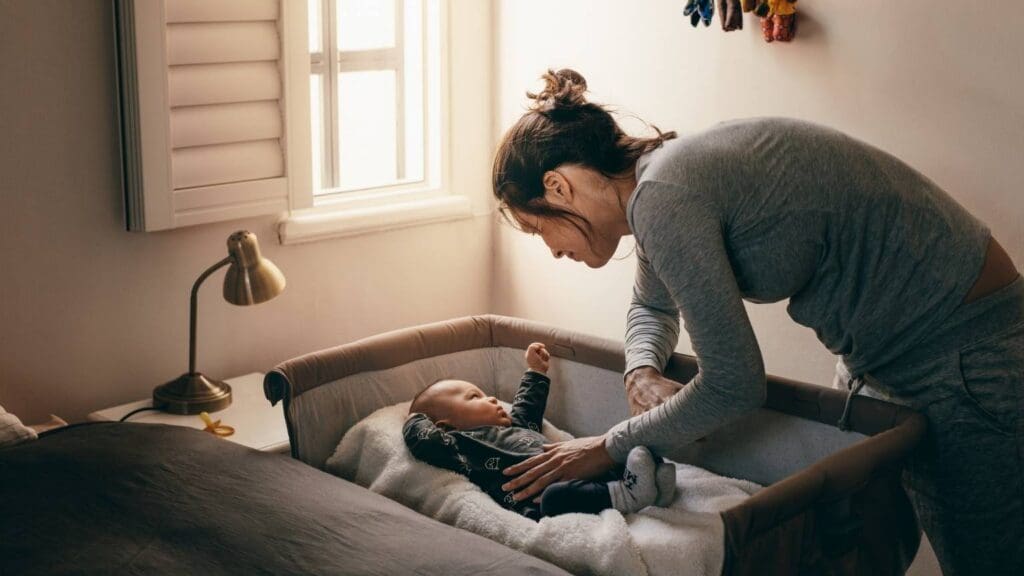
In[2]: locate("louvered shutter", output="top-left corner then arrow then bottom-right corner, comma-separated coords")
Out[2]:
115,0 -> 310,231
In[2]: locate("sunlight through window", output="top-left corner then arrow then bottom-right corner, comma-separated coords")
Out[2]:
309,0 -> 440,196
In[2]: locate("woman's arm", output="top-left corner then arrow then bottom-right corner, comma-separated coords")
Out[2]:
624,246 -> 685,415
625,247 -> 681,376
605,182 -> 766,462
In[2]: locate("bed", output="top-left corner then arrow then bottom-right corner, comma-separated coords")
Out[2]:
264,314 -> 926,576
0,421 -> 570,575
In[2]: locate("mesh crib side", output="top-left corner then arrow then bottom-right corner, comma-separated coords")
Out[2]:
264,315 -> 497,468
718,381 -> 926,576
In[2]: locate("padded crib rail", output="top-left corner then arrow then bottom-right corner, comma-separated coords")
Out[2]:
265,314 -> 920,436
265,315 -> 926,576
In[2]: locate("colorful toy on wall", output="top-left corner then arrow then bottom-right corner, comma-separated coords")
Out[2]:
755,0 -> 798,42
687,0 -> 798,42
683,0 -> 715,27
719,0 -> 744,31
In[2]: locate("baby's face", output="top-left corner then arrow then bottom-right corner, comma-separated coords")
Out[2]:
427,380 -> 512,430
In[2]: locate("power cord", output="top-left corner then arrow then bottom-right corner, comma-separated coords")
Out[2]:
119,406 -> 161,422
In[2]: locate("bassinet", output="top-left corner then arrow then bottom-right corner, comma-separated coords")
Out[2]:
264,315 -> 924,575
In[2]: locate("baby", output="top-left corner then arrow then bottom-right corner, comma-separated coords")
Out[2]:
403,342 -> 675,520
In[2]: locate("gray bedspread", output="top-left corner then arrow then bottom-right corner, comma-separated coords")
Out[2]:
0,422 -> 570,576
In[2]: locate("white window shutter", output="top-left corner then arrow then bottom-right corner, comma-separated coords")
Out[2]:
115,0 -> 310,231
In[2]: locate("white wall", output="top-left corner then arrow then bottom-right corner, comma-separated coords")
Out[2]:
0,0 -> 493,423
493,0 -> 1024,384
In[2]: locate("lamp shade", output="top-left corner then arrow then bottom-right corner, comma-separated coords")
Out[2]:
223,230 -> 286,305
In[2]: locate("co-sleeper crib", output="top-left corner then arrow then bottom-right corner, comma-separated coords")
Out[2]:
264,315 -> 924,576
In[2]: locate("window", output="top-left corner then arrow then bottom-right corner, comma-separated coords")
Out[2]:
308,0 -> 442,197
117,0 -> 482,239
278,0 -> 480,244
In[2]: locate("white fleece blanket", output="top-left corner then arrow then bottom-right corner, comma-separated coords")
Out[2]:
326,402 -> 761,576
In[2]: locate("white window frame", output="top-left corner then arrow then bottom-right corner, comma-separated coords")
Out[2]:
279,0 -> 485,246
313,0 -> 412,193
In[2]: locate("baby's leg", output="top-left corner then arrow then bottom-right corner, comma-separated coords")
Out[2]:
539,480 -> 613,517
539,447 -> 665,517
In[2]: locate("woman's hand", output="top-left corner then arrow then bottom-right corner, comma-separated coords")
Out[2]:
500,435 -> 615,503
625,367 -> 684,416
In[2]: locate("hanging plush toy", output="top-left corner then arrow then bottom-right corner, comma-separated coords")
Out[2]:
749,0 -> 797,43
683,0 -> 715,27
689,0 -> 797,41
718,0 -> 743,31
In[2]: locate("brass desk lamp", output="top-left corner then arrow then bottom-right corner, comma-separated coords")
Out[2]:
153,230 -> 285,415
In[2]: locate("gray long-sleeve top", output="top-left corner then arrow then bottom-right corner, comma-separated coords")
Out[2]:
605,117 -> 989,462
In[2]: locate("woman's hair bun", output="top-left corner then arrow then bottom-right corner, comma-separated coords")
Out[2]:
527,68 -> 588,114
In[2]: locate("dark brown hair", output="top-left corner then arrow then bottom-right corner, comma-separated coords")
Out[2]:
492,69 -> 676,236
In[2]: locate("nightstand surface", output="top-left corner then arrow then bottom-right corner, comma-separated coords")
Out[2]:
88,373 -> 289,453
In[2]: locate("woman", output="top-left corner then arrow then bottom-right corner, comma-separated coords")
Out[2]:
495,69 -> 1022,575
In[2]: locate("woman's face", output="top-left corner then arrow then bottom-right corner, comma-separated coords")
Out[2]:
512,165 -> 631,269
517,212 -> 620,269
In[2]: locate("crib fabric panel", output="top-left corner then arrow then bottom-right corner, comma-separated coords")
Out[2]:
287,349 -> 499,470
669,410 -> 867,486
492,347 -> 632,439
265,314 -> 925,576
265,315 -> 495,403
721,419 -> 924,575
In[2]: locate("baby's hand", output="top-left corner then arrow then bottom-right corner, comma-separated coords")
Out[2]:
525,342 -> 550,374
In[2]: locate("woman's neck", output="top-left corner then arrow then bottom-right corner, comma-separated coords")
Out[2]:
610,168 -> 638,237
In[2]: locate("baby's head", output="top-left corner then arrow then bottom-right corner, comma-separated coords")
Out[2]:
409,379 -> 511,430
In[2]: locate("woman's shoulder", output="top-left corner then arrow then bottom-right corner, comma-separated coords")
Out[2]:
630,120 -> 777,221
639,117 -> 830,179
633,116 -> 849,205
626,177 -> 722,246
636,119 -> 766,185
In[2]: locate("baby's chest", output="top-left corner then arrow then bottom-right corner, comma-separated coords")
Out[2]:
501,431 -> 546,454
462,427 -> 546,456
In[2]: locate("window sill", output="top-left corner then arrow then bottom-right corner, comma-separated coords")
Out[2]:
277,195 -> 474,245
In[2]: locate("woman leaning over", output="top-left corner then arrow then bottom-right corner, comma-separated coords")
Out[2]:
495,69 -> 1022,576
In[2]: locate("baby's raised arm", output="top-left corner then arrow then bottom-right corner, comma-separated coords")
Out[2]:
510,343 -> 552,431
525,342 -> 550,374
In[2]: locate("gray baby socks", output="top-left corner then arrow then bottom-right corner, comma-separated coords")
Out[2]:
608,446 -> 658,513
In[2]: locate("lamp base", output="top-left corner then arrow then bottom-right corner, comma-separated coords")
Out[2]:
153,373 -> 232,415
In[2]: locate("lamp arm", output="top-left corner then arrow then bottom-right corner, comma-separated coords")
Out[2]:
188,256 -> 233,375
